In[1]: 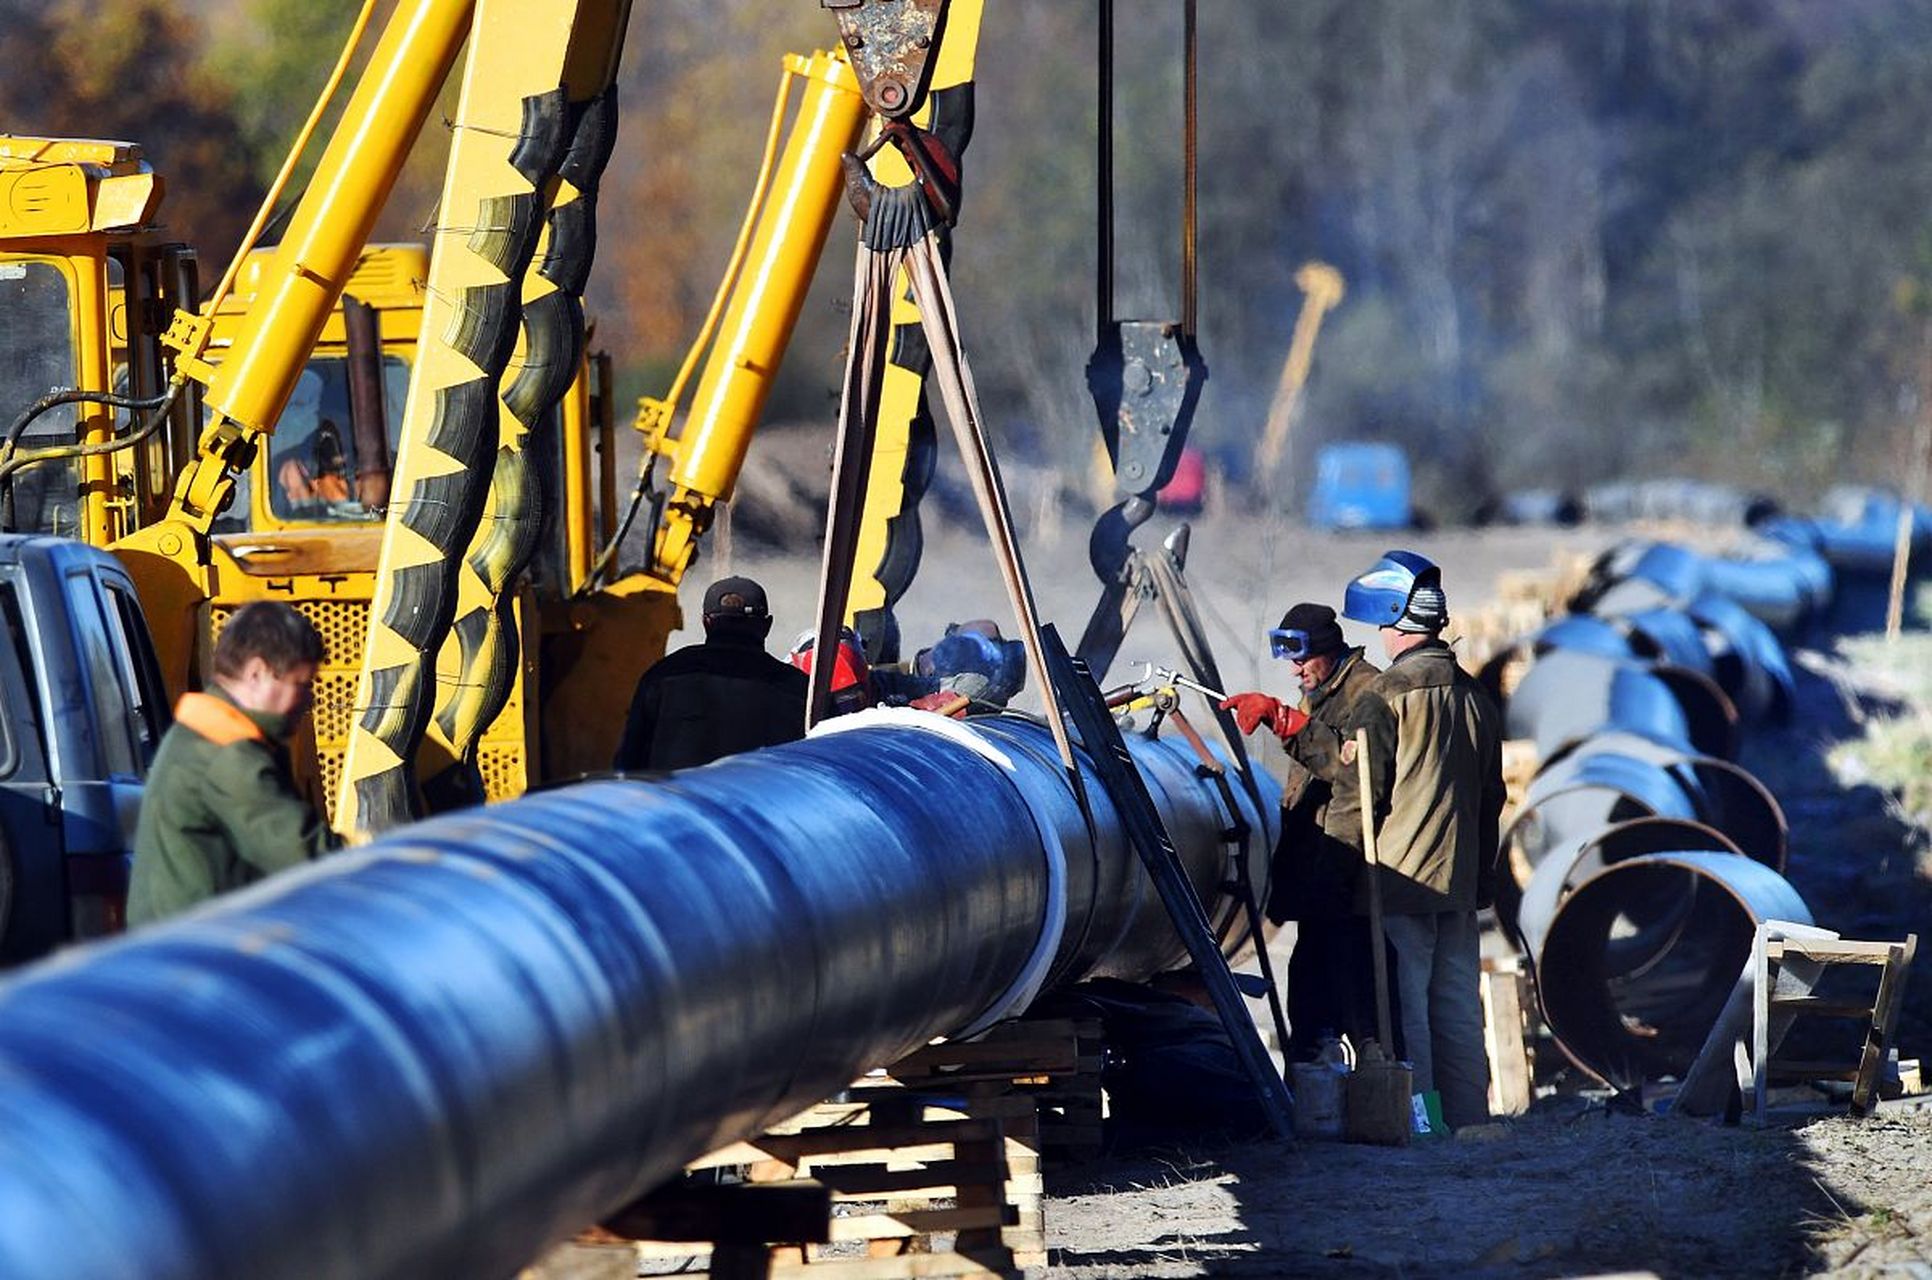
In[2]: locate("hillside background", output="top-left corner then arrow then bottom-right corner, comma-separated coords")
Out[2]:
9,0 -> 1932,515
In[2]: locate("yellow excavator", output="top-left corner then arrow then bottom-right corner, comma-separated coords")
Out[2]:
1251,260 -> 1345,483
0,0 -> 983,836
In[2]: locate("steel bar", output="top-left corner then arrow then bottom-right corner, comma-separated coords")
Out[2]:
0,712 -> 1275,1280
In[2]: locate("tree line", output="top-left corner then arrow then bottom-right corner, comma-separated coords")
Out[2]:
7,0 -> 1931,514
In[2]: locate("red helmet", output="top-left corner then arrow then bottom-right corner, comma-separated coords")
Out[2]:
789,628 -> 874,713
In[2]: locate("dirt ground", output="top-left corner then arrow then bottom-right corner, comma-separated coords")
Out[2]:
615,458 -> 1932,1279
1042,1105 -> 1932,1278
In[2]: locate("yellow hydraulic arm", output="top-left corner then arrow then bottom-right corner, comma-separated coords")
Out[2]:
618,1 -> 982,621
638,50 -> 871,586
536,41 -> 879,790
1251,261 -> 1345,482
112,0 -> 476,690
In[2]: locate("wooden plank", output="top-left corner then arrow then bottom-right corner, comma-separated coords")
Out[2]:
1853,937 -> 1917,1115
632,1239 -> 713,1261
598,1177 -> 830,1245
769,1096 -> 1036,1132
1753,923 -> 1771,1123
812,1163 -> 1041,1200
1481,969 -> 1532,1117
1767,996 -> 1879,1018
887,1040 -> 1081,1075
1766,940 -> 1901,963
753,1119 -> 1004,1161
764,1247 -> 1018,1279
828,1206 -> 1017,1242
686,1139 -> 785,1171
1768,1061 -> 1865,1081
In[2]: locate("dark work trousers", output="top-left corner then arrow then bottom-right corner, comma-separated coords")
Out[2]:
1286,912 -> 1401,1062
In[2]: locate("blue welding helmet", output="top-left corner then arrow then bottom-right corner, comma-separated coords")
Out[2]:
1342,549 -> 1445,630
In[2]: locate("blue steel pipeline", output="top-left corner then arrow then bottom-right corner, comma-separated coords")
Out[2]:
0,709 -> 1275,1280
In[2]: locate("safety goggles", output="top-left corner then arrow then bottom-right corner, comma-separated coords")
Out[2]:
1268,627 -> 1316,661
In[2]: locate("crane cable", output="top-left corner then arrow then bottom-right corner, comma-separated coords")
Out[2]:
1094,0 -> 1197,344
806,215 -> 1080,781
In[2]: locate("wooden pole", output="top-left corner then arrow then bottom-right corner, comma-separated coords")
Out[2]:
1886,394 -> 1932,641
1355,727 -> 1394,1053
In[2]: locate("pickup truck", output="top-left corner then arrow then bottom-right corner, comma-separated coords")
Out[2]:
0,534 -> 165,961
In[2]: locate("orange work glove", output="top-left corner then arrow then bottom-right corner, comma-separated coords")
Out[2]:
1219,692 -> 1310,741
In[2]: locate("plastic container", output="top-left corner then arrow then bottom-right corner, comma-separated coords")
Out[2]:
1292,1062 -> 1348,1140
1343,1042 -> 1413,1146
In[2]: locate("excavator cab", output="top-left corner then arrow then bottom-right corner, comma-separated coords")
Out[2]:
0,137 -> 199,545
207,246 -> 419,536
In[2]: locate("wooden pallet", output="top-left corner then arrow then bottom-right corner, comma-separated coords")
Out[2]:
566,1019 -> 1106,1278
603,1107 -> 1027,1279
1672,921 -> 1918,1122
869,1016 -> 1106,1164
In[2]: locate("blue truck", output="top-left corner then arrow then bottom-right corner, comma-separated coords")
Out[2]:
1307,442 -> 1412,530
0,535 -> 164,961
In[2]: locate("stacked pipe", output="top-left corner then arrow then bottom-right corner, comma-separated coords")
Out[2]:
0,710 -> 1275,1280
1780,485 -> 1932,576
1491,529 -> 1830,1089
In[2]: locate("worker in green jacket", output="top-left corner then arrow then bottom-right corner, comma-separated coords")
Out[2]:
127,602 -> 337,925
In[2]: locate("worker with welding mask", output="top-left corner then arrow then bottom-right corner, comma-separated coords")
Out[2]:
1219,603 -> 1384,1061
1338,550 -> 1506,1130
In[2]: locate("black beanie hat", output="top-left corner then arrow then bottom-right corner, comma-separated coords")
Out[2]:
1277,602 -> 1346,656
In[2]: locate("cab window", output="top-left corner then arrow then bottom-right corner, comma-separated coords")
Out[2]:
0,260 -> 83,535
101,581 -> 167,764
262,355 -> 408,525
63,572 -> 140,779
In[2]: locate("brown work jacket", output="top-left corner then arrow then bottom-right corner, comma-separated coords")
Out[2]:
1268,647 -> 1379,922
1347,640 -> 1506,916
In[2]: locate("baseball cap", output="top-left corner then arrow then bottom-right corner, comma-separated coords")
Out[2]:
702,576 -> 769,620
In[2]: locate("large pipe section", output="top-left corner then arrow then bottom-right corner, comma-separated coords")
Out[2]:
1536,853 -> 1811,1087
1503,526 -> 1817,1088
0,710 -> 1275,1280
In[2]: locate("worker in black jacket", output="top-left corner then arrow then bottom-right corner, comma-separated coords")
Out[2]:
613,576 -> 809,772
